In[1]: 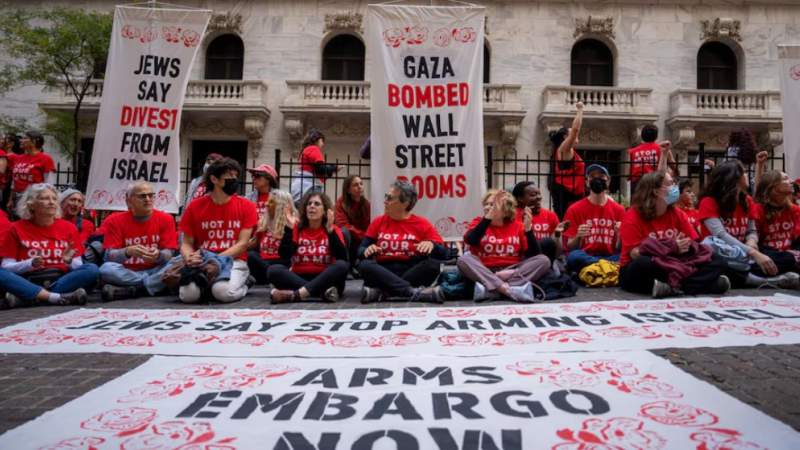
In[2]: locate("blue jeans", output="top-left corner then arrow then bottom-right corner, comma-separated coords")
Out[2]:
0,264 -> 99,301
566,250 -> 619,272
99,262 -> 169,295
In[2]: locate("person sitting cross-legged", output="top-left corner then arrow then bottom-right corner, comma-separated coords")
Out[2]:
267,192 -> 349,303
98,181 -> 178,301
246,190 -> 294,285
357,180 -> 445,304
457,189 -> 550,302
0,183 -> 97,308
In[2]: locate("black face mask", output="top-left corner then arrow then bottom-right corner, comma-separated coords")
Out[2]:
222,178 -> 240,196
589,178 -> 607,194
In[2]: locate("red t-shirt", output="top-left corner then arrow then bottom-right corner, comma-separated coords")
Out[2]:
678,206 -> 700,236
65,216 -> 95,245
365,214 -> 444,262
753,203 -> 800,251
0,210 -> 11,235
697,196 -> 757,242
253,192 -> 270,218
619,207 -> 698,267
516,207 -> 560,240
291,226 -> 345,275
628,142 -> 661,183
0,150 -> 8,186
563,197 -> 625,255
0,219 -> 82,272
554,150 -> 585,196
299,145 -> 325,181
179,195 -> 258,261
256,228 -> 282,261
103,210 -> 178,270
465,217 -> 528,268
11,152 -> 55,193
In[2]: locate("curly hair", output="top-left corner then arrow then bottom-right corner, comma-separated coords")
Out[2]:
301,129 -> 325,149
257,190 -> 295,239
16,183 -> 61,220
203,157 -> 242,192
482,189 -> 517,223
700,160 -> 749,218
755,170 -> 792,222
728,128 -> 757,165
631,171 -> 668,221
298,191 -> 333,230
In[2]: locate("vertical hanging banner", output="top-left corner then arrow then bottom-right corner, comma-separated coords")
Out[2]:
85,5 -> 211,214
779,45 -> 800,179
368,4 -> 485,238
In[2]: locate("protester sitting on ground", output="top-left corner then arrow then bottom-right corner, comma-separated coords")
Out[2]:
627,124 -> 662,194
549,102 -> 585,219
59,189 -> 95,245
268,191 -> 348,303
357,180 -> 445,304
247,190 -> 294,285
335,175 -> 370,265
8,131 -> 55,212
291,129 -> 337,204
246,163 -> 278,217
676,179 -> 700,235
0,183 -> 98,308
563,163 -> 625,273
511,181 -> 565,262
456,189 -> 550,302
98,181 -> 178,301
183,153 -> 223,211
753,169 -> 800,276
619,171 -> 730,298
698,160 -> 799,288
176,157 -> 258,303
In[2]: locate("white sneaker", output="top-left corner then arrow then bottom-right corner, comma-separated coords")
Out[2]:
652,279 -> 674,299
507,282 -> 535,303
473,282 -> 487,300
759,272 -> 800,290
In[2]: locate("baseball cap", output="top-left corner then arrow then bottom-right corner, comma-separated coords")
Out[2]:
585,164 -> 610,178
247,164 -> 278,186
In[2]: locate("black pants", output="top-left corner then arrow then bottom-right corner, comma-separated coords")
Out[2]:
550,183 -> 583,220
619,253 -> 728,295
724,246 -> 798,287
357,258 -> 442,296
267,260 -> 348,297
539,237 -> 558,263
246,251 -> 288,285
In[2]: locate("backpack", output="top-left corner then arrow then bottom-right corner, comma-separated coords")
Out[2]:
535,271 -> 579,300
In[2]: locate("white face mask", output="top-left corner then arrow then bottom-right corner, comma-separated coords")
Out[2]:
203,163 -> 210,173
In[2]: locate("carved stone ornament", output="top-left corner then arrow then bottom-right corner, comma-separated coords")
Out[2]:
674,127 -> 697,149
324,12 -> 363,33
574,16 -> 615,39
701,18 -> 742,42
284,117 -> 304,142
244,116 -> 265,139
208,12 -> 243,34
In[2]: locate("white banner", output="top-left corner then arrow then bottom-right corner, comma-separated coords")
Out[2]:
2,296 -> 800,357
367,5 -> 485,238
1,352 -> 797,449
780,45 -> 800,179
85,5 -> 211,213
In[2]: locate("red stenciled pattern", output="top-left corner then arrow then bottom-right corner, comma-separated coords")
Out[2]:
482,305 -> 557,315
0,329 -> 70,345
597,326 -> 671,339
80,407 -> 157,437
790,64 -> 800,81
579,359 -> 640,377
157,333 -> 217,345
119,420 -> 236,450
539,329 -> 593,344
218,333 -> 272,346
281,332 -> 430,348
437,308 -> 479,318
90,190 -> 113,206
548,370 -> 600,388
154,190 -> 173,208
38,436 -> 105,450
232,310 -> 302,320
71,332 -> 123,346
452,27 -> 477,43
439,332 -> 541,347
118,381 -> 189,403
182,29 -> 201,48
162,26 -> 181,43
139,27 -> 157,43
120,25 -> 139,40
608,375 -> 684,399
360,310 -> 428,319
167,363 -> 226,381
235,363 -> 299,379
114,335 -> 157,347
506,360 -> 562,381
306,311 -> 353,320
712,299 -> 767,308
669,324 -> 723,338
553,417 -> 666,450
433,27 -> 452,47
203,374 -> 261,390
690,428 -> 766,450
190,311 -> 232,320
371,332 -> 430,347
639,401 -> 719,427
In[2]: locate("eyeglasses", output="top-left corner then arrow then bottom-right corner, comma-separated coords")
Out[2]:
307,200 -> 323,206
136,193 -> 155,200
384,194 -> 398,202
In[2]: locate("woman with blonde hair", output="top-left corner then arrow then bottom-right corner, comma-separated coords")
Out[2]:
247,189 -> 296,285
455,189 -> 550,302
753,169 -> 800,272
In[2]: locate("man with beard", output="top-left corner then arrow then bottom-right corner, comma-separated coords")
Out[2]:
512,181 -> 566,262
563,164 -> 625,273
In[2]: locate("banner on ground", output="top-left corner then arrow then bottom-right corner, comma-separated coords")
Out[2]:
1,352 -> 797,449
85,5 -> 211,213
367,5 -> 486,238
2,296 -> 800,357
779,44 -> 800,179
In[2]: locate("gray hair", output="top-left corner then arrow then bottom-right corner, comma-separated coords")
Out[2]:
391,180 -> 418,211
126,181 -> 153,199
16,183 -> 61,220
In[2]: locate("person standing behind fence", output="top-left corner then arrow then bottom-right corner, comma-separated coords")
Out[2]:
183,153 -> 223,212
627,124 -> 661,194
59,189 -> 95,246
335,175 -> 370,265
549,102 -> 585,219
7,131 -> 55,212
246,163 -> 278,217
676,179 -> 701,236
726,128 -> 759,193
512,181 -> 566,262
291,129 -> 338,205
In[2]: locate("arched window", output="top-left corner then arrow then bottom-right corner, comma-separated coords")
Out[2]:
322,35 -> 365,81
697,42 -> 737,90
571,39 -> 614,86
484,42 -> 490,84
205,34 -> 244,80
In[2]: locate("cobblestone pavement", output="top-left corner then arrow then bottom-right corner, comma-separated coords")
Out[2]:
0,283 -> 799,434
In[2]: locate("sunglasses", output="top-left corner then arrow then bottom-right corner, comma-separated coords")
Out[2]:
136,193 -> 155,200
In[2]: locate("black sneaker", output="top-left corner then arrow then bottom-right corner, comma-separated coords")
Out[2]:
322,286 -> 339,303
61,288 -> 88,306
361,287 -> 384,304
245,275 -> 256,289
101,285 -> 138,302
412,286 -> 445,304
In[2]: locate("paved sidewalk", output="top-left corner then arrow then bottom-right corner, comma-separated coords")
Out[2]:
0,283 -> 798,434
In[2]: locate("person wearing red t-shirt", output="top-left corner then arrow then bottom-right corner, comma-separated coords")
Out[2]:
512,181 -> 566,262
290,129 -> 338,204
752,169 -> 800,286
247,190 -> 294,285
676,179 -> 701,236
357,180 -> 446,303
549,102 -> 586,219
456,190 -> 550,302
627,124 -> 662,194
335,175 -> 371,264
246,163 -> 278,217
178,158 -> 258,303
59,189 -> 95,246
563,164 -> 625,273
0,133 -> 19,211
0,184 -> 97,307
268,192 -> 348,303
699,160 -> 799,288
620,171 -> 730,297
8,131 -> 55,211
98,182 -> 178,301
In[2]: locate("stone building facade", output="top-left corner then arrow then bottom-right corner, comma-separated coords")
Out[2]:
2,0 -> 798,201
